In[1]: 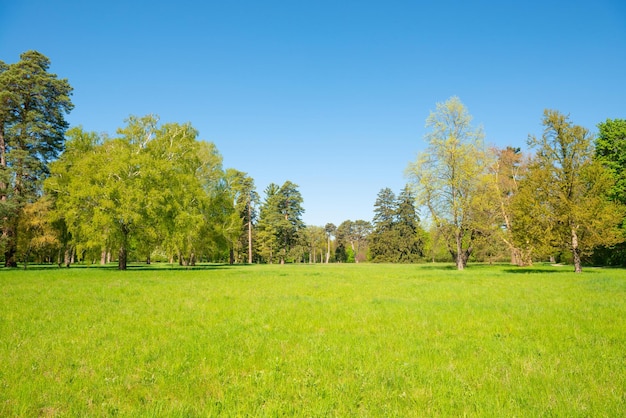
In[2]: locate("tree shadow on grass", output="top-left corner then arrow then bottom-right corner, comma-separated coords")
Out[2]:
4,262 -> 240,272
503,266 -> 576,274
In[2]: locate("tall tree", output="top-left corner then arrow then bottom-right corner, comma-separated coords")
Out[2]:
369,186 -> 425,263
46,116 -> 226,269
522,110 -> 624,272
406,96 -> 494,270
0,51 -> 73,266
257,181 -> 305,264
336,219 -> 372,263
490,146 -> 534,265
593,118 -> 626,265
369,188 -> 398,262
394,185 -> 425,262
324,223 -> 336,263
225,169 -> 259,263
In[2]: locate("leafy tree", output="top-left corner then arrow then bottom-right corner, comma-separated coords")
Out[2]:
406,96 -> 495,270
225,169 -> 259,264
336,219 -> 372,263
592,119 -> 626,265
16,195 -> 59,267
0,51 -> 73,266
490,146 -> 534,265
521,110 -> 624,272
369,186 -> 425,262
305,225 -> 326,263
256,181 -> 305,263
46,116 -> 226,269
324,222 -> 336,263
45,126 -> 102,265
595,119 -> 626,203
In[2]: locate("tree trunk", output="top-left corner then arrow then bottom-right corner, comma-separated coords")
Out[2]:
229,248 -> 235,265
101,250 -> 107,265
455,231 -> 464,270
571,227 -> 582,273
326,237 -> 330,264
118,246 -> 127,270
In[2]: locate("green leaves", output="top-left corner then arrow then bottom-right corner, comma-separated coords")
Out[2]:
46,117 -> 229,269
0,50 -> 73,266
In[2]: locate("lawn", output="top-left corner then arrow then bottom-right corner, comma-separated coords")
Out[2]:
1,263 -> 625,416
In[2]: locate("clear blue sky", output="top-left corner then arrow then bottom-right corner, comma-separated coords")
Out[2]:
1,0 -> 625,226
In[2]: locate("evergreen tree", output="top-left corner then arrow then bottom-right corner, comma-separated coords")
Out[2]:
0,51 -> 73,266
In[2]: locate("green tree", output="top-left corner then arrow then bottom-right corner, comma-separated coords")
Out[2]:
0,51 -> 73,266
406,96 -> 494,270
256,181 -> 305,264
394,185 -> 425,262
522,110 -> 624,272
46,116 -> 226,269
336,219 -> 371,263
45,126 -> 102,266
491,146 -> 534,265
225,169 -> 259,264
324,222 -> 336,263
369,186 -> 425,263
592,119 -> 626,266
369,188 -> 398,262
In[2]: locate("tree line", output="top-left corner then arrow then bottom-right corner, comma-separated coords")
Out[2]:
2,51 -> 624,271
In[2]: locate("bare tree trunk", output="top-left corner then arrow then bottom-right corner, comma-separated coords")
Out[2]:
101,250 -> 107,265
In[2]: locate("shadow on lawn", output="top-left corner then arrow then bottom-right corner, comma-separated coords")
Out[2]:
503,267 -> 575,274
7,262 -> 240,271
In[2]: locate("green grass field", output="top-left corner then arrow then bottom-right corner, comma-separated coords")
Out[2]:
1,263 -> 625,416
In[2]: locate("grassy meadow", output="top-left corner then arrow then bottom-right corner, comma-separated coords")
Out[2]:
1,263 -> 625,416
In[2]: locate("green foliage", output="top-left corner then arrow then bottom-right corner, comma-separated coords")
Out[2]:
45,117 -> 228,269
256,181 -> 305,263
0,51 -> 73,266
1,264 -> 625,416
336,219 -> 372,263
592,118 -> 626,266
369,186 -> 426,262
518,110 -> 625,272
407,96 -> 496,270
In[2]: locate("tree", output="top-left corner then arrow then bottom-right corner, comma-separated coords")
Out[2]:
44,126 -> 102,266
369,186 -> 425,262
46,116 -> 227,269
324,223 -> 336,263
592,119 -> 626,266
0,51 -> 73,266
490,146 -> 534,265
16,195 -> 59,267
225,169 -> 259,264
336,219 -> 372,263
369,188 -> 398,262
522,110 -> 624,272
595,119 -> 626,204
256,181 -> 305,263
394,185 -> 426,262
406,96 -> 494,270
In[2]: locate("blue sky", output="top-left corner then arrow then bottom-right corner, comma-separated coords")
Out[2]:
1,0 -> 625,226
